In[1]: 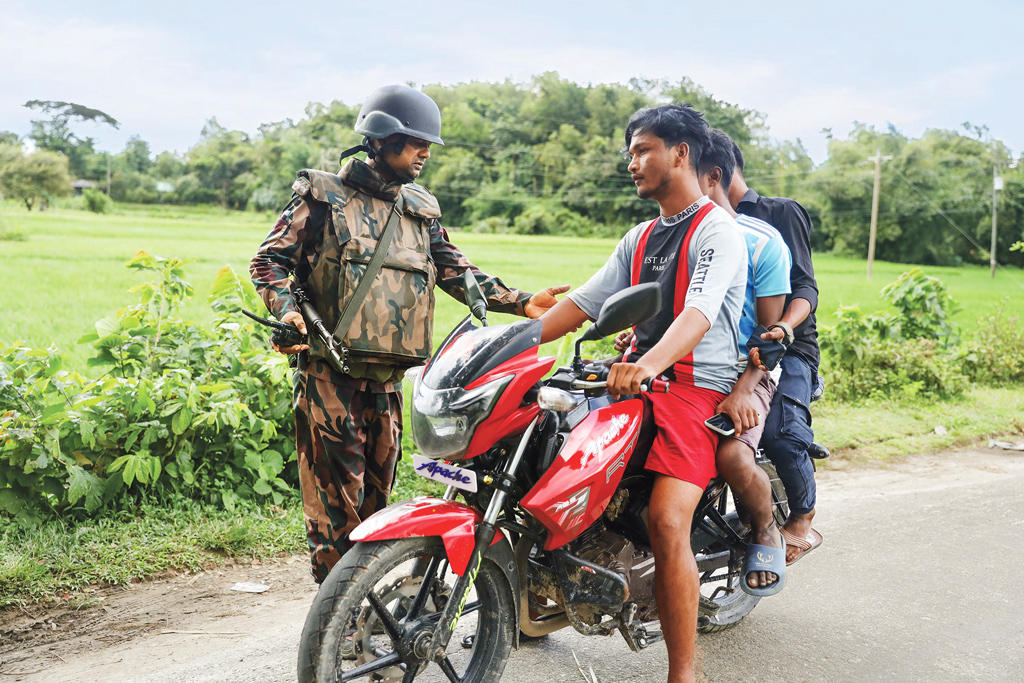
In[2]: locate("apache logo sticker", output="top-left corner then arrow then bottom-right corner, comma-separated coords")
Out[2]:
551,487 -> 590,529
412,454 -> 478,493
580,414 -> 630,467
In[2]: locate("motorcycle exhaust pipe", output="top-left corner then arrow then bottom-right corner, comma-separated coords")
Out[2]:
519,606 -> 570,638
514,537 -> 570,638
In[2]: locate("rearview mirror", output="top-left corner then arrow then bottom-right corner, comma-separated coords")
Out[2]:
463,270 -> 488,326
581,282 -> 662,341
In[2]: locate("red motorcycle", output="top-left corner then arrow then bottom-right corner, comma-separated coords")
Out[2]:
299,281 -> 789,683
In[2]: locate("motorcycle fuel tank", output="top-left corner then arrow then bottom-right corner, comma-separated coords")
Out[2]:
522,399 -> 644,550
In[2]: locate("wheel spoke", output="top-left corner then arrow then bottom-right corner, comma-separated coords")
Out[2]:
437,655 -> 463,683
340,652 -> 402,681
405,555 -> 441,622
367,590 -> 403,641
460,600 -> 481,616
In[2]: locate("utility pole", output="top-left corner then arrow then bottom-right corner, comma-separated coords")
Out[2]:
866,148 -> 893,279
992,164 -> 1003,278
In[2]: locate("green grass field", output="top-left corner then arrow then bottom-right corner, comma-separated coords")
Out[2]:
3,201 -> 1023,606
3,202 -> 1023,372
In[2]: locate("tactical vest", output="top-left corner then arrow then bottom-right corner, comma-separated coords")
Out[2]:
296,160 -> 442,373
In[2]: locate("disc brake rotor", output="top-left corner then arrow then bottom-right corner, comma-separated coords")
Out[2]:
354,575 -> 433,682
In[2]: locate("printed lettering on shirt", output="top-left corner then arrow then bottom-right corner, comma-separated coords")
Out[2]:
689,248 -> 714,294
644,253 -> 677,272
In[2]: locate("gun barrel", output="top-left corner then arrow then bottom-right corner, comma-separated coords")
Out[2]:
298,300 -> 349,372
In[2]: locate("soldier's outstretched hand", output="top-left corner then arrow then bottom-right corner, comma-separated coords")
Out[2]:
525,285 -> 571,319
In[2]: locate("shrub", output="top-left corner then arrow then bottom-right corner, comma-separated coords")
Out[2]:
822,337 -> 969,402
819,269 -> 966,401
249,187 -> 281,212
0,252 -> 295,526
511,204 -> 601,236
879,267 -> 959,344
960,300 -> 1024,384
471,216 -> 510,234
82,188 -> 112,213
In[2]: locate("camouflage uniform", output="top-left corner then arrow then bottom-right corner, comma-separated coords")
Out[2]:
250,158 -> 532,582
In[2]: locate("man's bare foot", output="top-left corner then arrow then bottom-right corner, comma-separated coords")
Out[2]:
747,522 -> 783,588
781,510 -> 820,564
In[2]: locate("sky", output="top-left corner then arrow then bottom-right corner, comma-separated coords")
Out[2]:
1,0 -> 1021,164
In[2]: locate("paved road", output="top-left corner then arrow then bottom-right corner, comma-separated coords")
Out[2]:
13,447 -> 1024,683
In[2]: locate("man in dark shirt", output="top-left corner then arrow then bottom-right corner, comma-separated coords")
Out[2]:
727,141 -> 823,565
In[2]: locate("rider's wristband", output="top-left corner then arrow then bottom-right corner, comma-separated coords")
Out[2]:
768,322 -> 795,346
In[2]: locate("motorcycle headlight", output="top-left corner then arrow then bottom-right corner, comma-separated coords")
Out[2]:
410,374 -> 511,461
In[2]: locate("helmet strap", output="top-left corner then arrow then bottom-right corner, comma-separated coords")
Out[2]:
339,138 -> 374,163
339,136 -> 415,185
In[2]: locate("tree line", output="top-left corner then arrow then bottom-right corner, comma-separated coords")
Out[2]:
1,73 -> 1022,266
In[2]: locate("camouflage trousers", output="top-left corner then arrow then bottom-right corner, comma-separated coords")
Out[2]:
292,367 -> 403,583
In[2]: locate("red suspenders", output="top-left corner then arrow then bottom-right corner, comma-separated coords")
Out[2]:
625,202 -> 716,383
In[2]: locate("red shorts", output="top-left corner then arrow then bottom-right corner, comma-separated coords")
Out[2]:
642,383 -> 726,490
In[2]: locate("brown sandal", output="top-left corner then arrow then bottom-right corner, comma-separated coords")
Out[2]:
780,528 -> 823,566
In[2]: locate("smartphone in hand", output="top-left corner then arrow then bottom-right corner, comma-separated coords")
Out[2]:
745,324 -> 787,371
704,413 -> 736,437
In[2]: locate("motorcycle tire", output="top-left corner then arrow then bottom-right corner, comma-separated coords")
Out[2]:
697,456 -> 791,633
298,537 -> 515,683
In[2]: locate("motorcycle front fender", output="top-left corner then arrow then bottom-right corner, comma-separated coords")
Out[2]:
350,496 -> 521,643
350,496 -> 505,576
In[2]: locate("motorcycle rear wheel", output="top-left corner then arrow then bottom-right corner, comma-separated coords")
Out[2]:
696,457 -> 790,633
298,537 -> 515,683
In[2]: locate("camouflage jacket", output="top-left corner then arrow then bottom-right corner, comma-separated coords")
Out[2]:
250,158 -> 533,384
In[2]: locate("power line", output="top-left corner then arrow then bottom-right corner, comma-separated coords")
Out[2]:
891,167 -> 1024,290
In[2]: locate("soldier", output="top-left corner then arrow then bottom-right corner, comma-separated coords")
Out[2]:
250,85 -> 567,583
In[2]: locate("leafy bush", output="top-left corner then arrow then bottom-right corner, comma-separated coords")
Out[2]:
471,216 -> 511,233
169,174 -> 218,204
822,337 -> 969,402
82,188 -> 112,213
819,269 -> 1024,401
879,267 -> 959,344
249,187 -> 281,212
960,300 -> 1024,384
0,252 -> 295,526
820,269 -> 966,401
511,204 -> 602,236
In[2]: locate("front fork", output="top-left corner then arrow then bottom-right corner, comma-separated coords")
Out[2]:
426,416 -> 539,660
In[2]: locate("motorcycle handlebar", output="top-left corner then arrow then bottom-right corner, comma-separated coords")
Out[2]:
641,378 -> 670,393
569,377 -> 671,394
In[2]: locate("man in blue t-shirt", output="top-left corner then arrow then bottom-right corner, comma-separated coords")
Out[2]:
699,130 -> 791,594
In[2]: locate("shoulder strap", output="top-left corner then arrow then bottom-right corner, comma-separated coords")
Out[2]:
332,195 -> 407,341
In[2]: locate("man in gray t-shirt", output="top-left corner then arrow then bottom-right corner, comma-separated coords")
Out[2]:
539,104 -> 745,683
567,194 -> 745,396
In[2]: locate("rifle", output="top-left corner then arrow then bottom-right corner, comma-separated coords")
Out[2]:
243,288 -> 350,372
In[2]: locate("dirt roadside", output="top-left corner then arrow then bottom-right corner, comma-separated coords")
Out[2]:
0,556 -> 318,682
2,445 -> 1023,682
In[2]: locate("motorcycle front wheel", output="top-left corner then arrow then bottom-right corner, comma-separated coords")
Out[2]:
298,537 -> 515,683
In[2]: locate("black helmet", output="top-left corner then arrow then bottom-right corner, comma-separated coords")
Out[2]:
354,85 -> 444,145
